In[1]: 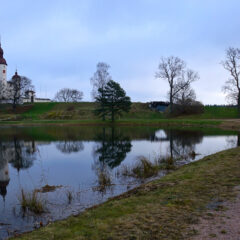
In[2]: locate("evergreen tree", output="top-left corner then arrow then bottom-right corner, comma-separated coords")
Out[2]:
95,80 -> 131,122
94,87 -> 109,120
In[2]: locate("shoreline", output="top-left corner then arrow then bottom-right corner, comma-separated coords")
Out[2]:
0,118 -> 240,131
0,118 -> 222,127
12,146 -> 240,239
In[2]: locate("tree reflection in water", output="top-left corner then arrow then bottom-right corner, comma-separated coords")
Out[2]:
0,138 -> 38,200
163,129 -> 203,164
93,128 -> 132,169
9,138 -> 37,171
56,141 -> 84,154
0,142 -> 10,201
92,128 -> 132,194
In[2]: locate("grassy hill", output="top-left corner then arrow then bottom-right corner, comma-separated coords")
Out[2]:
0,102 -> 164,121
0,102 -> 238,122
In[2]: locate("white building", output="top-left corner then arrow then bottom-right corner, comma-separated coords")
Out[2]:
0,43 -> 51,104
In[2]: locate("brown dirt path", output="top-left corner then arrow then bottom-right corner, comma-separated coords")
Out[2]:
192,187 -> 240,240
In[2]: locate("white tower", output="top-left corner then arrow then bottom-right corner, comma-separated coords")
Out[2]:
0,42 -> 7,87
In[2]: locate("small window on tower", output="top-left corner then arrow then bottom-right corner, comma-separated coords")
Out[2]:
3,70 -> 5,73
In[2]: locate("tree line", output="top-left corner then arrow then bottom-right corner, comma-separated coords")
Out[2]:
54,47 -> 240,118
1,47 -> 240,117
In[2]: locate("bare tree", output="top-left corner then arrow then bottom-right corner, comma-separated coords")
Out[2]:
221,47 -> 240,115
54,88 -> 83,102
173,70 -> 198,105
156,56 -> 199,113
90,62 -> 112,120
8,72 -> 33,109
90,62 -> 112,99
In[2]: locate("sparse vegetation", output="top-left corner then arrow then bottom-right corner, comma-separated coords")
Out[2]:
65,189 -> 74,204
118,155 -> 176,179
19,189 -> 45,214
159,156 -> 176,170
35,184 -> 62,193
94,168 -> 112,192
130,156 -> 160,179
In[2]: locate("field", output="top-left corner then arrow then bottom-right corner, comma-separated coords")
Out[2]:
0,102 -> 238,123
187,105 -> 239,119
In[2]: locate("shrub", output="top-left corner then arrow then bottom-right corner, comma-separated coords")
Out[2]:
166,101 -> 204,117
66,105 -> 75,111
132,156 -> 159,178
93,169 -> 112,193
19,189 -> 45,214
117,155 -> 177,179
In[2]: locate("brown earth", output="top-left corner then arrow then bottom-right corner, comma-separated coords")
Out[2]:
220,119 -> 240,130
192,186 -> 240,240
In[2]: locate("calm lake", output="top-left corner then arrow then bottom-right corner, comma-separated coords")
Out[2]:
0,126 -> 238,239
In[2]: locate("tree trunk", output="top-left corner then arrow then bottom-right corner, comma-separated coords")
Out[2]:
111,110 -> 114,122
169,130 -> 173,159
169,86 -> 173,114
12,100 -> 17,111
238,92 -> 240,118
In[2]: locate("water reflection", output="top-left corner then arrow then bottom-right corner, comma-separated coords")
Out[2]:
0,142 -> 10,200
56,141 -> 84,154
164,129 -> 203,162
9,139 -> 37,171
93,128 -> 132,169
0,126 -> 237,239
0,139 -> 38,201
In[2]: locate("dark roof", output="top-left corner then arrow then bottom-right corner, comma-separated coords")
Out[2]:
25,90 -> 35,93
35,98 -> 51,101
0,43 -> 7,65
12,71 -> 21,80
149,101 -> 169,107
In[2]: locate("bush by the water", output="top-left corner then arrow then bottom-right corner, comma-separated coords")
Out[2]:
19,189 -> 45,214
166,101 -> 204,117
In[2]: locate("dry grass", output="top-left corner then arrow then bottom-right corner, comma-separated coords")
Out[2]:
35,184 -> 62,193
117,155 -> 176,179
65,189 -> 74,204
19,189 -> 45,214
130,156 -> 160,178
93,169 -> 112,193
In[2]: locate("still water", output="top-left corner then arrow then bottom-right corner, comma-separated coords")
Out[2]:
0,126 -> 238,239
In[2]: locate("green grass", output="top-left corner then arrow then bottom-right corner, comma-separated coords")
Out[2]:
20,103 -> 240,120
21,102 -> 57,119
0,103 -> 239,127
0,118 -> 222,129
14,147 -> 240,240
186,106 -> 239,119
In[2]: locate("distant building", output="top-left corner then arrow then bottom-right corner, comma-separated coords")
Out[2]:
149,101 -> 169,112
0,42 -> 51,104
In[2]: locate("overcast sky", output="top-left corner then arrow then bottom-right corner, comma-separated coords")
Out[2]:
0,0 -> 239,104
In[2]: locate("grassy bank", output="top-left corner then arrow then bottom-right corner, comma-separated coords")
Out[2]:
15,147 -> 240,240
0,118 -> 222,128
0,102 -> 238,122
